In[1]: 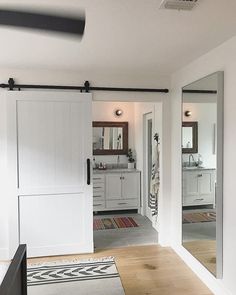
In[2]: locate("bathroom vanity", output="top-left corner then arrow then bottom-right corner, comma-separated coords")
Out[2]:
182,168 -> 216,207
93,169 -> 141,211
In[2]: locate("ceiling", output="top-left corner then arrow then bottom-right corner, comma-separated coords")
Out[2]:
0,0 -> 236,75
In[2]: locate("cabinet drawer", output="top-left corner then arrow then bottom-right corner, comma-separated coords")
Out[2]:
93,183 -> 105,193
93,192 -> 105,201
93,175 -> 105,183
184,195 -> 214,206
93,200 -> 105,211
106,199 -> 138,209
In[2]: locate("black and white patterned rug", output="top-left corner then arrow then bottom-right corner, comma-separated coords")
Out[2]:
27,258 -> 125,295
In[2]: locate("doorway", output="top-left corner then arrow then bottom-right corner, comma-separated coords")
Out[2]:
92,101 -> 159,250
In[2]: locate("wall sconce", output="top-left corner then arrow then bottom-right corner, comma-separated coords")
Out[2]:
185,110 -> 192,117
114,109 -> 123,117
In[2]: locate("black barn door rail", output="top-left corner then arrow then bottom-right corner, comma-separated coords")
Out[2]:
0,78 -> 169,93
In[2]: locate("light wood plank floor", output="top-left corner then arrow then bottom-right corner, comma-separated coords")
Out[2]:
28,245 -> 212,295
183,240 -> 216,275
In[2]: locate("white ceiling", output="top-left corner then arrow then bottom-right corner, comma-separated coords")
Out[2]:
0,0 -> 236,75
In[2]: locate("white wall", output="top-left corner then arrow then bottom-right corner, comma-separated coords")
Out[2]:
171,36 -> 236,295
92,101 -> 135,164
182,102 -> 217,168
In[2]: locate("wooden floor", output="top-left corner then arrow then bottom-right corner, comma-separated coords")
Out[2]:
183,240 -> 216,275
28,245 -> 212,295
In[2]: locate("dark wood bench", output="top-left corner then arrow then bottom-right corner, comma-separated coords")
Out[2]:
0,245 -> 27,295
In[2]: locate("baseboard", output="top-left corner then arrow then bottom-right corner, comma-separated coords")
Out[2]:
0,248 -> 9,260
172,245 -> 232,295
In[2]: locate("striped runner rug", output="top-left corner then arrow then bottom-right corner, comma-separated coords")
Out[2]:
94,217 -> 139,230
183,211 -> 216,224
27,258 -> 125,295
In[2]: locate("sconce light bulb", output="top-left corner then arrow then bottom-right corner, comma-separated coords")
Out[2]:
185,110 -> 192,117
115,109 -> 123,117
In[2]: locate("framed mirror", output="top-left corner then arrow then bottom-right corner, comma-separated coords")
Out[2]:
93,121 -> 128,155
182,121 -> 198,154
181,72 -> 224,278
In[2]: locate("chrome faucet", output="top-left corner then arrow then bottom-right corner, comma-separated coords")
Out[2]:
188,154 -> 195,167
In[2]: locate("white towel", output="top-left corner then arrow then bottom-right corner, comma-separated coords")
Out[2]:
149,143 -> 160,216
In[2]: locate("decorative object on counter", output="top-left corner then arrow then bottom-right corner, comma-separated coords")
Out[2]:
114,109 -> 123,117
93,217 -> 139,230
149,133 -> 160,216
27,258 -> 125,295
127,148 -> 135,169
197,154 -> 203,167
92,157 -> 96,169
98,162 -> 107,170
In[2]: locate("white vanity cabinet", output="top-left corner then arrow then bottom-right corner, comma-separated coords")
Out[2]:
183,169 -> 216,206
93,170 -> 140,211
93,174 -> 106,211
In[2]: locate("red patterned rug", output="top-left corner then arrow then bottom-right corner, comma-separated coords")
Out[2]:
94,217 -> 139,230
183,211 -> 216,224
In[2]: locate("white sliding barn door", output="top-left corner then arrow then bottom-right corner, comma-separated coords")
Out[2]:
7,91 -> 93,257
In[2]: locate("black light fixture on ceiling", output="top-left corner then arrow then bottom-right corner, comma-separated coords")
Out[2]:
0,8 -> 85,37
114,109 -> 123,117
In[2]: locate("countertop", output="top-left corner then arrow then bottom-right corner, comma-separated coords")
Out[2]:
182,167 -> 216,171
93,168 -> 141,174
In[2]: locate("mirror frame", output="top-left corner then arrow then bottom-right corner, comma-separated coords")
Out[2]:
182,121 -> 198,154
181,71 -> 224,279
93,121 -> 128,155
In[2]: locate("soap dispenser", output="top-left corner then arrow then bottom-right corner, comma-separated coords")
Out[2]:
92,157 -> 96,169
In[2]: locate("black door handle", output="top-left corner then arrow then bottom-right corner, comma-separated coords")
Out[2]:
87,158 -> 91,185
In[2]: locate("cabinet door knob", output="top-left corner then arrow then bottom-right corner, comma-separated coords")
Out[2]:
198,174 -> 203,177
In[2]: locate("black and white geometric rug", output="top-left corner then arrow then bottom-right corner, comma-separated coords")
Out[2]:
27,257 -> 125,295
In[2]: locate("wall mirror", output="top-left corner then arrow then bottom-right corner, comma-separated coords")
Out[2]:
182,121 -> 198,154
181,72 -> 224,278
93,121 -> 128,155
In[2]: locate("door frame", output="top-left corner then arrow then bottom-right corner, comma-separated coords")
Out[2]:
92,98 -> 170,246
6,91 -> 93,258
143,112 -> 153,221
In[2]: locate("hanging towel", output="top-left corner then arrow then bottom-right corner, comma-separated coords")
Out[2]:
149,141 -> 160,216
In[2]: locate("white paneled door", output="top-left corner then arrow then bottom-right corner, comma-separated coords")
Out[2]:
6,91 -> 93,257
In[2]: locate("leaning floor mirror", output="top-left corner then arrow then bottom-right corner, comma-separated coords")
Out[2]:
181,72 -> 224,278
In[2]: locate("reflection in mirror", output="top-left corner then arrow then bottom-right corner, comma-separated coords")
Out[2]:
182,72 -> 223,278
182,127 -> 193,148
93,122 -> 128,155
93,127 -> 123,150
182,122 -> 198,154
